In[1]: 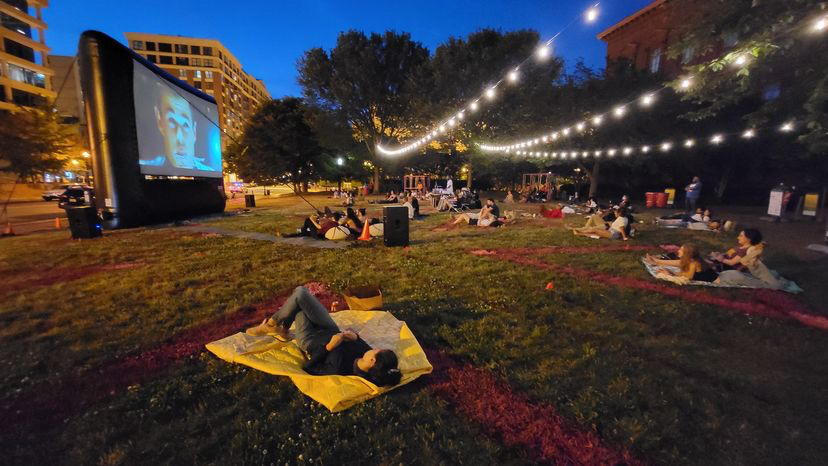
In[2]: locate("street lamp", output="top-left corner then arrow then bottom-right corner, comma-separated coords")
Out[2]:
336,157 -> 344,166
82,151 -> 91,158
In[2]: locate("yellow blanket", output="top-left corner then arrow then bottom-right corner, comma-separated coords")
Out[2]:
205,310 -> 432,412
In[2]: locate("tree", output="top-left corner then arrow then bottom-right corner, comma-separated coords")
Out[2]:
0,106 -> 75,182
298,30 -> 430,193
224,98 -> 326,192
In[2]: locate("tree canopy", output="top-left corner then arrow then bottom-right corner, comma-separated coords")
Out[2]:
0,106 -> 75,181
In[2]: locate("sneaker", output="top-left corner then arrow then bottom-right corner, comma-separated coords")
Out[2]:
246,318 -> 292,341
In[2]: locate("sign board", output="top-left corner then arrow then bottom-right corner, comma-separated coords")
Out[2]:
768,190 -> 784,216
664,188 -> 676,206
803,193 -> 819,217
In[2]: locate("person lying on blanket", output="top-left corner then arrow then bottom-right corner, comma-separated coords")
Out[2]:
572,207 -> 629,240
644,244 -> 719,282
246,286 -> 402,387
452,198 -> 501,227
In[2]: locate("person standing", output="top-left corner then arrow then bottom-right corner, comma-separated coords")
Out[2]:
685,176 -> 702,212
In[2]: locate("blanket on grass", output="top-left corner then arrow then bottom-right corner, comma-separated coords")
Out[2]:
206,310 -> 432,412
642,258 -> 802,293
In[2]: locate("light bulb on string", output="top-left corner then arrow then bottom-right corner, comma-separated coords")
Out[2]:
640,93 -> 655,107
592,115 -> 603,126
680,77 -> 693,90
623,147 -> 633,155
576,122 -> 585,131
508,69 -> 519,82
562,127 -> 570,136
439,125 -> 446,133
613,106 -> 626,118
711,134 -> 724,144
457,111 -> 465,120
536,42 -> 551,60
582,151 -> 589,158
684,139 -> 695,148
742,129 -> 756,139
660,142 -> 672,152
607,149 -> 617,157
469,101 -> 479,112
641,145 -> 651,153
594,150 -> 601,157
585,6 -> 599,23
485,87 -> 496,100
780,122 -> 794,132
733,54 -> 749,67
814,16 -> 827,32
448,118 -> 456,127
551,132 -> 559,140
542,136 -> 548,142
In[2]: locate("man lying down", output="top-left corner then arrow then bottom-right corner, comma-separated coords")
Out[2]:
246,286 -> 401,387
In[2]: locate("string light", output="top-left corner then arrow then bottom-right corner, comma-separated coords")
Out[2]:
660,142 -> 672,152
641,145 -> 650,153
485,86 -> 497,100
640,93 -> 655,106
613,106 -> 626,118
680,77 -> 693,90
780,121 -> 794,132
508,69 -> 519,82
684,139 -> 695,148
710,134 -> 724,144
814,15 -> 827,32
623,147 -> 633,155
742,129 -> 756,139
576,122 -> 586,131
592,115 -> 603,126
585,6 -> 599,23
733,54 -> 749,67
536,43 -> 551,60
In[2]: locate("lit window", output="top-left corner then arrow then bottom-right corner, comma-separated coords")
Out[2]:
178,69 -> 187,78
132,40 -> 144,50
194,70 -> 202,79
650,48 -> 662,73
681,46 -> 694,64
205,71 -> 213,80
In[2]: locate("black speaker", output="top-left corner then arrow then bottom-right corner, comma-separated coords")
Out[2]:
383,206 -> 409,247
245,194 -> 256,207
65,206 -> 102,239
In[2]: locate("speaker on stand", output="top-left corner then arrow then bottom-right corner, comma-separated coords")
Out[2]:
383,206 -> 409,247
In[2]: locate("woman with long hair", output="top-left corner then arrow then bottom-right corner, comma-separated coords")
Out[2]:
645,243 -> 718,282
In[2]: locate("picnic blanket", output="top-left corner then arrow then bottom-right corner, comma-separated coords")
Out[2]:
206,310 -> 432,412
642,258 -> 802,293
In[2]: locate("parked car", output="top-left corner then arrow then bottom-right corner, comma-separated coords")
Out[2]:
228,182 -> 246,193
42,185 -> 71,201
57,185 -> 94,207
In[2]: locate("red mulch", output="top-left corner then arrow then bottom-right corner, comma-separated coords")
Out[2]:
426,349 -> 641,465
1,262 -> 145,296
477,248 -> 828,331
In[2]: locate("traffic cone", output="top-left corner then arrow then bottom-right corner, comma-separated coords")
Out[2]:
358,221 -> 372,241
54,217 -> 61,229
2,222 -> 14,236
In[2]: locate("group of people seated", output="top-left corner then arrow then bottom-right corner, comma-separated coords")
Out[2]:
452,198 -> 503,227
436,188 -> 481,212
282,206 -> 381,240
506,184 -> 552,203
643,228 -> 792,290
571,207 -> 633,240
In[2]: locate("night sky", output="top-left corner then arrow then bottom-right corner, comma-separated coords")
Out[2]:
46,0 -> 654,98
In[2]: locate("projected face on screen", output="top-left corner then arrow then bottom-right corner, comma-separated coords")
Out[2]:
134,60 -> 222,178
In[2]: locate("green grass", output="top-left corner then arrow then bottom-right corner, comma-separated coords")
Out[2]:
2,194 -> 827,464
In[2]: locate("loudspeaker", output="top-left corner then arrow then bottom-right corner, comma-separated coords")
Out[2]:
245,194 -> 256,207
66,206 -> 102,239
383,206 -> 409,247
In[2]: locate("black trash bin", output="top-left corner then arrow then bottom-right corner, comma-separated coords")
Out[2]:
245,194 -> 256,208
65,206 -> 102,239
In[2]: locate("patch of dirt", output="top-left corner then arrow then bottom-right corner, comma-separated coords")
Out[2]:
0,262 -> 146,296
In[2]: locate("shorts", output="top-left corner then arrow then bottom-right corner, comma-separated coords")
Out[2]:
478,218 -> 494,227
609,230 -> 621,240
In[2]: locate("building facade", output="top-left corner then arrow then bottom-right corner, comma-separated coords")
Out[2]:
124,33 -> 270,149
597,0 -> 716,78
0,0 -> 53,111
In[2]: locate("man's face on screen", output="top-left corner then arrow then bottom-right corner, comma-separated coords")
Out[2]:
156,91 -> 197,168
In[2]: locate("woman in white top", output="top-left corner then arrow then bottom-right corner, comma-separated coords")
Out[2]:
573,208 -> 629,240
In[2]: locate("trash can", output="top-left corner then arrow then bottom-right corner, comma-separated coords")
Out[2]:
245,194 -> 256,208
655,192 -> 668,207
645,192 -> 656,208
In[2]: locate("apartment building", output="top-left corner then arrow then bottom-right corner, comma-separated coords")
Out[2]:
0,0 -> 54,111
124,32 -> 270,148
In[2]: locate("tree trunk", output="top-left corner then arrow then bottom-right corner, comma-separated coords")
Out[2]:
715,165 -> 733,202
372,165 -> 380,194
467,164 -> 473,190
302,180 -> 309,192
588,159 -> 601,198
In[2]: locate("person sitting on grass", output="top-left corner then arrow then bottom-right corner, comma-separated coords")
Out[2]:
453,198 -> 501,227
644,244 -> 719,282
711,229 -> 792,289
343,207 -> 363,235
573,207 -> 629,240
402,191 -> 420,219
357,208 -> 380,227
540,203 -> 564,219
371,190 -> 399,204
282,211 -> 341,239
585,197 -> 599,213
504,190 -> 515,203
246,286 -> 402,387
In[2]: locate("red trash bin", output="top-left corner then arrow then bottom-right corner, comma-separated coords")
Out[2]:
656,192 -> 668,207
645,192 -> 656,208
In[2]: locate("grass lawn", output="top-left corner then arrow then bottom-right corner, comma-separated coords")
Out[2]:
2,193 -> 827,465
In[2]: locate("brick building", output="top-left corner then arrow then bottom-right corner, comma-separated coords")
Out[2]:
597,0 -> 719,77
0,0 -> 53,110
